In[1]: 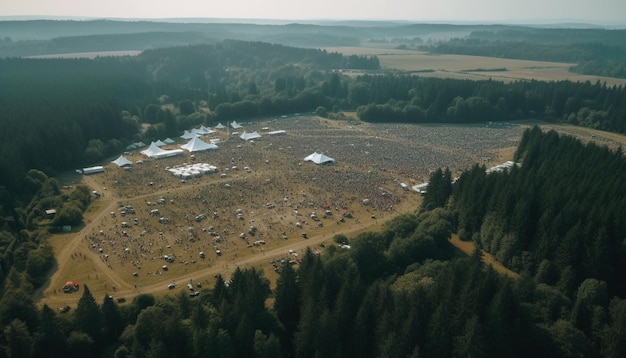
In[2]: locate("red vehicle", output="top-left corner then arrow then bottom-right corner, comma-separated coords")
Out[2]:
63,281 -> 79,293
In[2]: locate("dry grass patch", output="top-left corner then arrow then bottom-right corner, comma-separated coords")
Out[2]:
325,47 -> 626,86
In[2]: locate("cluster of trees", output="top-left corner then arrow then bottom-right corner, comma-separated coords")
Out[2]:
354,75 -> 626,131
0,169 -> 92,295
424,127 -> 626,298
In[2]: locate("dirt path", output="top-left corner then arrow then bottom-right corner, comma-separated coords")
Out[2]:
40,175 -> 133,303
449,234 -> 519,279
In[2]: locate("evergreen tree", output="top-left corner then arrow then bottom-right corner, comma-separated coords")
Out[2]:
73,285 -> 103,347
274,262 -> 300,357
101,295 -> 124,345
32,305 -> 68,357
3,319 -> 33,358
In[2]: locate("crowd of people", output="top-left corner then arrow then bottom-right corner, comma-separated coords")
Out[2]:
77,116 -> 526,288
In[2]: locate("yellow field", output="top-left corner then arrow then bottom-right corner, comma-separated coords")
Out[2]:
325,47 -> 626,86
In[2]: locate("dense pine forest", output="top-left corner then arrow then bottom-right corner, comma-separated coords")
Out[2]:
2,36 -> 626,357
1,128 -> 625,357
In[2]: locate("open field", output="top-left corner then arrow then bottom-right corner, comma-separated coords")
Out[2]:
37,116 -> 626,310
27,50 -> 142,59
325,47 -> 626,86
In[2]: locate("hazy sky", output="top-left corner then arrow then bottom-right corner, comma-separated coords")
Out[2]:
1,0 -> 625,23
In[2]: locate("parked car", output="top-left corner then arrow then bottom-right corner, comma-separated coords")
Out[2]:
58,305 -> 71,313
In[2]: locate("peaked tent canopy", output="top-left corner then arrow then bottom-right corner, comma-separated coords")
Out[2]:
141,142 -> 183,158
163,138 -> 175,144
141,142 -> 164,157
240,131 -> 262,141
230,121 -> 243,129
154,140 -> 167,147
304,152 -> 335,165
215,123 -> 226,129
181,136 -> 219,152
181,130 -> 199,139
112,155 -> 132,167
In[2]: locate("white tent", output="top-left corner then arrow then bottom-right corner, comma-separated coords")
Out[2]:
304,152 -> 335,165
125,141 -> 146,150
240,131 -> 261,141
112,155 -> 132,167
230,121 -> 243,129
154,140 -> 167,147
180,130 -> 199,139
163,138 -> 175,144
141,142 -> 164,157
215,123 -> 226,129
181,137 -> 219,152
141,142 -> 183,158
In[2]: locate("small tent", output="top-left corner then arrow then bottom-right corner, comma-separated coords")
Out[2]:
304,152 -> 335,165
112,155 -> 132,167
163,137 -> 175,144
180,130 -> 199,139
215,123 -> 226,129
181,137 -> 219,152
154,140 -> 167,147
240,131 -> 261,141
230,121 -> 243,129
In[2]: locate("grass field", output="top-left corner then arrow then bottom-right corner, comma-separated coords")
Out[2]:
37,115 -> 626,310
325,47 -> 626,86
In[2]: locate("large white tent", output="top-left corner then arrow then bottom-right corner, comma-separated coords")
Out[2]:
240,131 -> 261,141
141,142 -> 184,158
112,155 -> 132,167
181,137 -> 219,152
304,152 -> 335,165
141,142 -> 163,157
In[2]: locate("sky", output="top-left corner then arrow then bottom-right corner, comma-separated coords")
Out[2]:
1,0 -> 625,24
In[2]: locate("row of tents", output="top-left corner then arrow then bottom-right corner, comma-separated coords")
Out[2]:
113,149 -> 336,168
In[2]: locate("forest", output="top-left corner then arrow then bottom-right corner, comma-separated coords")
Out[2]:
1,128 -> 626,357
1,35 -> 626,357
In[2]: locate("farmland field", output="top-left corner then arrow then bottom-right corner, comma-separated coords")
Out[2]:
326,47 -> 626,86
